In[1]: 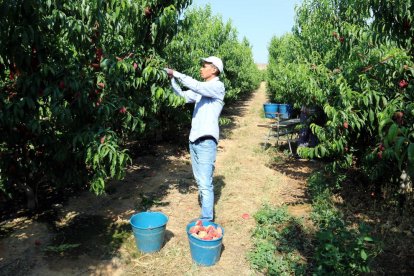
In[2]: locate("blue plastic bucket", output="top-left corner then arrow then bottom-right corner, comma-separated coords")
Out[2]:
279,104 -> 292,119
263,103 -> 279,118
130,211 -> 168,253
186,221 -> 224,266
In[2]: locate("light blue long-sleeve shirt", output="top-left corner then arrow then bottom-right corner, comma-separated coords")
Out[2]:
171,71 -> 225,143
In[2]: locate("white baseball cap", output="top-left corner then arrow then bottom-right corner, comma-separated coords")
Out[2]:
201,56 -> 224,73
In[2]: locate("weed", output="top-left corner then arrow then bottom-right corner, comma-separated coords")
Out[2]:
309,171 -> 381,275
248,205 -> 310,275
248,171 -> 381,275
110,227 -> 131,252
43,243 -> 81,253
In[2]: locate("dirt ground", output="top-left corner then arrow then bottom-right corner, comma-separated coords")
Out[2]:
0,82 -> 317,275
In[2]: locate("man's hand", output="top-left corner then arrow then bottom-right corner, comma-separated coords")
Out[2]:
164,68 -> 174,79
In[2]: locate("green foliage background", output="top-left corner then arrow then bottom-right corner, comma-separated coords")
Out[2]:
0,1 -> 260,208
164,5 -> 261,102
267,0 -> 414,194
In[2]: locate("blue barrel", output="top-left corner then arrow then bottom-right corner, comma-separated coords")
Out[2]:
130,211 -> 168,253
279,104 -> 292,119
186,221 -> 224,266
263,103 -> 279,118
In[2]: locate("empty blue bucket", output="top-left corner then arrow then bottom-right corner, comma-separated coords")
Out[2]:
130,211 -> 168,253
263,103 -> 279,118
279,104 -> 292,119
186,221 -> 224,266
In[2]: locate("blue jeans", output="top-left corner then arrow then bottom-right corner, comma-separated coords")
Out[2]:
189,138 -> 217,221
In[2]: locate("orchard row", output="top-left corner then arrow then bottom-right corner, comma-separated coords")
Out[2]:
267,0 -> 414,196
0,1 -> 261,208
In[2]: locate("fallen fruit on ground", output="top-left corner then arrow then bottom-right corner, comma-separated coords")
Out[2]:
242,213 -> 250,219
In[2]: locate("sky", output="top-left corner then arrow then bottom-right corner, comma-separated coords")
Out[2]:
191,0 -> 303,64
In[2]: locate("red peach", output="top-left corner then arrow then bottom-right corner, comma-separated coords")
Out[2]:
394,111 -> 404,125
343,121 -> 349,129
203,234 -> 213,241
96,48 -> 103,59
198,231 -> 208,239
119,106 -> 127,114
91,63 -> 100,70
212,230 -> 221,238
399,79 -> 409,88
205,225 -> 214,232
144,7 -> 152,17
242,213 -> 250,219
198,226 -> 206,232
394,111 -> 403,119
377,151 -> 382,159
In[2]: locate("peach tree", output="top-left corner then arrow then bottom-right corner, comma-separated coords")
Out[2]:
267,0 -> 413,195
159,5 -> 260,135
164,5 -> 261,102
0,0 -> 191,208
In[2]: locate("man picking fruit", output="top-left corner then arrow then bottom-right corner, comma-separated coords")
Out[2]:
165,56 -> 225,222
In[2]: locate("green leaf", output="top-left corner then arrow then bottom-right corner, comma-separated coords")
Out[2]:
394,137 -> 406,154
360,249 -> 368,260
379,118 -> 393,134
363,236 -> 374,242
408,143 -> 414,162
93,154 -> 99,168
309,149 -> 314,159
369,109 -> 375,123
387,124 -> 398,143
119,152 -> 125,166
320,146 -> 326,156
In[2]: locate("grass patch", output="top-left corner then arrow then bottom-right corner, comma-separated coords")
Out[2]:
248,205 -> 312,275
248,171 -> 382,275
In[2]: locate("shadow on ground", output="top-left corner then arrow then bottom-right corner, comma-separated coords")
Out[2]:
265,139 -> 414,274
